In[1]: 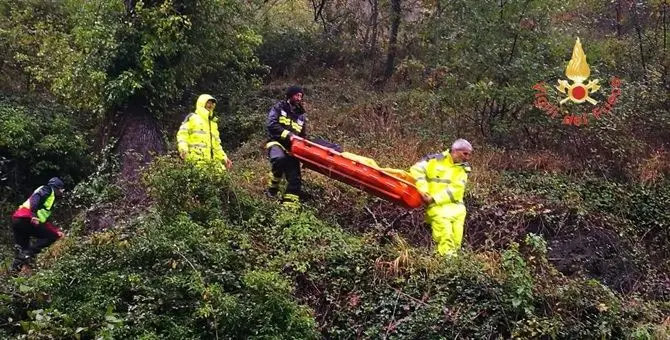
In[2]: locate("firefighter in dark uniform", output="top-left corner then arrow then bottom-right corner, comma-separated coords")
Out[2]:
265,86 -> 307,210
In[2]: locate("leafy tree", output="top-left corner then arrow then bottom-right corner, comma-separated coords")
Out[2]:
1,0 -> 263,179
415,0 -> 566,143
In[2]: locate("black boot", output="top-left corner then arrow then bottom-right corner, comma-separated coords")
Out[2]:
264,187 -> 279,199
10,246 -> 32,273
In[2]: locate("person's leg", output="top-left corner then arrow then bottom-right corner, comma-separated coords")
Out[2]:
11,218 -> 30,250
451,211 -> 466,252
282,156 -> 302,210
28,222 -> 60,256
429,215 -> 456,256
266,146 -> 287,197
11,218 -> 33,271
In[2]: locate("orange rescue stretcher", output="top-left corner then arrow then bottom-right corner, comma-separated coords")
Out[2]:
289,136 -> 424,209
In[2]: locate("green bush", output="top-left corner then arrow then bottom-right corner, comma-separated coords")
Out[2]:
3,213 -> 317,339
257,28 -> 317,77
143,156 -> 232,223
0,96 -> 93,200
143,155 -> 267,224
4,151 -> 667,338
502,172 -> 670,247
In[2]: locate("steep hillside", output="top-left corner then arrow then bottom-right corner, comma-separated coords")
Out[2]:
2,78 -> 669,338
1,0 -> 669,338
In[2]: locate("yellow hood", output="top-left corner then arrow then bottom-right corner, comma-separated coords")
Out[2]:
195,94 -> 216,118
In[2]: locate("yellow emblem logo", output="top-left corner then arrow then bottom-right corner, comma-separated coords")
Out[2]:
555,38 -> 601,105
533,38 -> 622,126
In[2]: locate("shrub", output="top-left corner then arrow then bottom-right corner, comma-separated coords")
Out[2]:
3,211 -> 317,339
0,96 -> 93,200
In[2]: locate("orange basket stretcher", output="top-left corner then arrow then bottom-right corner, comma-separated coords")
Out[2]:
289,136 -> 424,209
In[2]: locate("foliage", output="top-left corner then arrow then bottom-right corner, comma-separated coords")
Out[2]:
67,140 -> 123,211
0,95 -> 93,200
408,0 -> 564,141
3,150 -> 668,338
1,0 -> 669,338
502,172 -> 670,242
144,156 -> 232,224
252,0 -> 319,77
1,0 -> 264,116
1,160 -> 319,338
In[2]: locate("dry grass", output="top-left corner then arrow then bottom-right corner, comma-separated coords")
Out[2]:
373,235 -> 442,282
475,251 -> 505,281
634,149 -> 670,185
39,238 -> 70,268
656,317 -> 670,339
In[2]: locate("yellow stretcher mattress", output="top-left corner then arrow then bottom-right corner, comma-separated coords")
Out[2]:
340,152 -> 416,184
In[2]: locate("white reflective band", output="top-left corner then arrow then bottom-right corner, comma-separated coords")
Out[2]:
445,188 -> 459,204
426,178 -> 452,183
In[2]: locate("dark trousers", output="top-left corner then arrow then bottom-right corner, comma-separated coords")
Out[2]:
268,146 -> 302,196
12,217 -> 60,259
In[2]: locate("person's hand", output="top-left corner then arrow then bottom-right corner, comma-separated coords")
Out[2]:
420,192 -> 434,204
225,158 -> 233,169
56,230 -> 64,238
30,217 -> 39,225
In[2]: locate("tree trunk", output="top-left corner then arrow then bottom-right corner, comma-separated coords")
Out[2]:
384,0 -> 402,80
631,2 -> 647,75
368,0 -> 379,59
615,0 -> 622,37
115,106 -> 165,202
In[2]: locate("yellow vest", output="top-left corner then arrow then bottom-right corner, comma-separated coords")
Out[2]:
20,186 -> 56,223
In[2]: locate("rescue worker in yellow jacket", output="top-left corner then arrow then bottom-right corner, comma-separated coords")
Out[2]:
177,94 -> 232,170
410,139 -> 473,257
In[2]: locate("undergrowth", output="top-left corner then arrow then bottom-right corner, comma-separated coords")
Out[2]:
1,156 -> 668,339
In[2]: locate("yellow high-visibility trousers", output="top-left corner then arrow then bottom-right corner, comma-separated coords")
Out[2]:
427,207 -> 466,256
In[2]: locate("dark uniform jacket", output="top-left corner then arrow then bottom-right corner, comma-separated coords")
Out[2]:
266,100 -> 307,151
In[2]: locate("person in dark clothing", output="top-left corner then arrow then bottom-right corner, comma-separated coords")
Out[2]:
10,177 -> 66,272
265,85 -> 307,210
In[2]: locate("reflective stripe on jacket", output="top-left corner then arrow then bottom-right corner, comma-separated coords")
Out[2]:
177,94 -> 228,165
410,150 -> 471,216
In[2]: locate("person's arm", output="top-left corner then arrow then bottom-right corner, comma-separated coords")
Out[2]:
176,115 -> 192,159
409,159 -> 432,204
298,114 -> 307,138
44,222 -> 64,238
211,121 -> 231,169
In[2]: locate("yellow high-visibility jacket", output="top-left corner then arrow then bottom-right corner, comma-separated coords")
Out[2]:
177,94 -> 229,167
409,150 -> 471,217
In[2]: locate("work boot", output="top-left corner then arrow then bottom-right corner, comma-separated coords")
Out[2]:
264,187 -> 279,199
10,247 -> 32,273
10,259 -> 25,273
